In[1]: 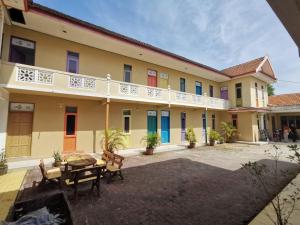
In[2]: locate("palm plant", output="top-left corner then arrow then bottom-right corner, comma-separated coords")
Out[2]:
185,128 -> 196,148
101,129 -> 127,153
208,130 -> 220,146
53,151 -> 62,167
141,133 -> 161,155
220,122 -> 238,143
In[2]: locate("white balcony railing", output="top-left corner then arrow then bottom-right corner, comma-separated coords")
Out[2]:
0,61 -> 230,110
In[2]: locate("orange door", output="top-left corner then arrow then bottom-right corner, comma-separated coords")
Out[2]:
64,111 -> 77,152
6,112 -> 33,157
147,70 -> 157,87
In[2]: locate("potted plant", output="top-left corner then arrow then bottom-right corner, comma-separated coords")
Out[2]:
101,129 -> 126,153
185,128 -> 196,148
141,133 -> 161,155
220,122 -> 238,143
208,130 -> 220,146
53,151 -> 62,167
219,136 -> 224,144
0,151 -> 8,176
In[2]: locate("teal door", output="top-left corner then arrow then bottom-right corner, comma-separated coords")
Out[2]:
161,111 -> 170,143
147,111 -> 157,134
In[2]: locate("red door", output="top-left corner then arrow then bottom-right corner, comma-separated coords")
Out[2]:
147,70 -> 157,87
64,107 -> 78,152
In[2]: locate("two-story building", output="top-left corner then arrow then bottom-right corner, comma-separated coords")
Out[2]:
0,0 -> 276,158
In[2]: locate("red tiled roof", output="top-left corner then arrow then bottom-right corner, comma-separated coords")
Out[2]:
222,57 -> 265,77
268,93 -> 300,106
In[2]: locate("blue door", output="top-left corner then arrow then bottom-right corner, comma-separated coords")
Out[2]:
196,81 -> 202,95
181,112 -> 186,142
147,111 -> 157,134
161,111 -> 170,143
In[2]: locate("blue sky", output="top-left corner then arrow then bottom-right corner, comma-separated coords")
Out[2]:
35,0 -> 300,94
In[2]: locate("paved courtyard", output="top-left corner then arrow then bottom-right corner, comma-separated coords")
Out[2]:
16,143 -> 300,225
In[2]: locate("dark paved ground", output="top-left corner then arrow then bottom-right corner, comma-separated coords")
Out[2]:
16,154 -> 299,225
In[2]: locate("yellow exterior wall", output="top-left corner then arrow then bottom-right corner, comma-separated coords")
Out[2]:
2,25 -> 220,97
8,93 -> 225,157
221,76 -> 268,108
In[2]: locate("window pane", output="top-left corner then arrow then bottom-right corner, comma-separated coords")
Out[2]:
124,71 -> 131,82
236,88 -> 242,98
180,78 -> 185,92
123,110 -> 131,116
124,117 -> 130,133
209,85 -> 213,97
67,52 -> 79,73
124,64 -> 132,71
68,60 -> 77,73
66,107 -> 77,113
10,37 -> 35,66
66,115 -> 76,135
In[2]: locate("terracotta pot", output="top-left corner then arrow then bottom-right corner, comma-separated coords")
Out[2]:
0,165 -> 8,175
209,140 -> 215,146
188,142 -> 196,149
53,161 -> 62,167
145,147 -> 154,155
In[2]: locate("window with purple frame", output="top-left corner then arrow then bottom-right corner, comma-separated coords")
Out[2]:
67,51 -> 79,73
220,87 -> 228,100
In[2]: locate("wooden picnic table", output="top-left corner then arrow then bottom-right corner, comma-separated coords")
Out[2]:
65,153 -> 97,168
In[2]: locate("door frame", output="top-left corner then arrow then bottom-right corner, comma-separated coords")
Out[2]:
161,110 -> 170,144
147,110 -> 157,134
64,106 -> 78,152
6,107 -> 34,157
181,112 -> 186,142
147,69 -> 157,87
9,36 -> 36,65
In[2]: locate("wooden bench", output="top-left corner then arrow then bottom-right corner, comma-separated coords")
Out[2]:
39,159 -> 62,186
65,165 -> 103,200
102,151 -> 125,184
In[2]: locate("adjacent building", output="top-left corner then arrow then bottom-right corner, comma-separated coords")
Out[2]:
0,0 -> 277,158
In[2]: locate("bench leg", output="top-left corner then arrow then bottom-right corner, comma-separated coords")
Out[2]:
119,170 -> 124,180
96,179 -> 100,197
106,171 -> 112,184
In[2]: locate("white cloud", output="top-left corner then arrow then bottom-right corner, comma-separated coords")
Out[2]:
37,0 -> 300,94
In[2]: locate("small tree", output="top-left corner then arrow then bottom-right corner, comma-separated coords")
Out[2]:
208,130 -> 220,146
101,129 -> 126,153
220,122 -> 238,143
243,145 -> 300,225
186,128 -> 196,148
268,84 -> 275,96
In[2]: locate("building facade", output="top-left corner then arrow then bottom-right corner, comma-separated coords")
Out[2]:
0,0 -> 277,158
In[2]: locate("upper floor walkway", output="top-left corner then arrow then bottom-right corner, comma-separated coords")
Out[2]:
0,61 -> 230,110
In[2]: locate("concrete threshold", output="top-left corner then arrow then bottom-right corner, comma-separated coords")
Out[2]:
7,144 -> 190,170
235,141 -> 269,145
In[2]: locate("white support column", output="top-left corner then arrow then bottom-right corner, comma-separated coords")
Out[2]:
0,88 -> 9,154
260,113 -> 265,130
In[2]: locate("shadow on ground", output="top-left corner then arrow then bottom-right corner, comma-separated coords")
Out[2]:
16,158 -> 299,225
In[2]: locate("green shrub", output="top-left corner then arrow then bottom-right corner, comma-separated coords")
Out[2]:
141,133 -> 161,149
101,129 -> 126,153
185,128 -> 196,144
220,122 -> 238,143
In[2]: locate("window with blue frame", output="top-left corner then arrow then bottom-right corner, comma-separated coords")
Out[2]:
180,78 -> 186,92
195,81 -> 202,95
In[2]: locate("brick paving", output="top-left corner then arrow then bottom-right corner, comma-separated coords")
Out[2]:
16,144 -> 300,225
